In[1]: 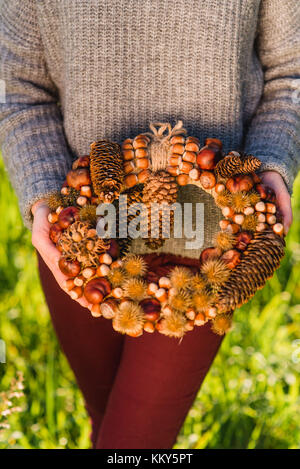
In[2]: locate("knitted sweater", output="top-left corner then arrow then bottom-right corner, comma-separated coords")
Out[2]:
0,0 -> 299,232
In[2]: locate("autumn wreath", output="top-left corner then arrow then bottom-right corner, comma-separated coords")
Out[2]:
47,121 -> 285,338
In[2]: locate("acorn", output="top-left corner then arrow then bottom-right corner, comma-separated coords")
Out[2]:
58,257 -> 81,277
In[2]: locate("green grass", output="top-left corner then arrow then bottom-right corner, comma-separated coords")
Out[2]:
0,156 -> 299,449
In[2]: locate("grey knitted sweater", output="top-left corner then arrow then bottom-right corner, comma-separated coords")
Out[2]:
0,0 -> 299,232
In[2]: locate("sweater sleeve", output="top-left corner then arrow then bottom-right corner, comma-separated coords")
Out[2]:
244,0 -> 300,194
0,0 -> 73,229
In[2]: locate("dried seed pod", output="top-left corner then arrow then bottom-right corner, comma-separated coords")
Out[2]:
79,204 -> 97,225
156,312 -> 188,338
242,213 -> 258,232
214,189 -> 232,208
112,301 -> 145,336
169,267 -> 193,290
215,155 -> 242,179
123,255 -> 147,277
191,291 -> 213,313
214,231 -> 236,251
169,290 -> 192,312
122,278 -> 147,301
201,258 -> 230,286
211,314 -> 232,335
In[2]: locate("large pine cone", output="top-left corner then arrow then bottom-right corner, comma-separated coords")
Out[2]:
90,140 -> 124,202
217,231 -> 285,312
116,184 -> 144,256
142,170 -> 178,249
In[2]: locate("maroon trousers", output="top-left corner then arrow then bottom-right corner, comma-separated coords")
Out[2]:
37,254 -> 224,449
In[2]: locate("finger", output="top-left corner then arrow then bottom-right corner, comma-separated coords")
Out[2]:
276,192 -> 293,235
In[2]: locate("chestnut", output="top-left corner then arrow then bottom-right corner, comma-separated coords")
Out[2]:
72,155 -> 90,170
100,298 -> 118,319
196,147 -> 222,170
66,168 -> 91,190
234,231 -> 253,251
199,246 -> 222,264
58,257 -> 81,277
221,249 -> 241,269
205,137 -> 223,150
139,298 -> 161,322
84,277 -> 111,304
226,175 -> 254,193
58,206 -> 80,229
49,223 -> 63,244
106,239 -> 120,259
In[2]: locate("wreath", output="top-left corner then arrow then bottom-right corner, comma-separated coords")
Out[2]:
47,121 -> 285,338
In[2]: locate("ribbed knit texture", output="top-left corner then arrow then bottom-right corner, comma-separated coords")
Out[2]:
0,0 -> 299,231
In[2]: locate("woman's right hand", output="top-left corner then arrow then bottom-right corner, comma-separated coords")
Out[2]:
31,200 -> 91,309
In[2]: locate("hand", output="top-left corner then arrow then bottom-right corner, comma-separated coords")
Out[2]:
31,200 -> 91,309
259,171 -> 293,235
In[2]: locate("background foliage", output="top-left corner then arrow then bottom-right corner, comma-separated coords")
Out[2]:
0,156 -> 299,449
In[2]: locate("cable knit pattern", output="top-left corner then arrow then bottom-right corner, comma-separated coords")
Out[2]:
0,0 -> 299,229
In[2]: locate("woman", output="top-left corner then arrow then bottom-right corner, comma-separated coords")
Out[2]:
0,0 -> 298,449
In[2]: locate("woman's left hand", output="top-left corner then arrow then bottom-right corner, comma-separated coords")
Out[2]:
259,171 -> 293,235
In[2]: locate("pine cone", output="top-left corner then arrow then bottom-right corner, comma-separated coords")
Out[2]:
240,154 -> 261,173
90,140 -> 124,203
215,155 -> 243,179
142,170 -> 178,249
216,230 -> 285,312
115,185 -> 144,256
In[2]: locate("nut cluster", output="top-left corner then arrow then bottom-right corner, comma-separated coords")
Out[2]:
46,121 -> 286,339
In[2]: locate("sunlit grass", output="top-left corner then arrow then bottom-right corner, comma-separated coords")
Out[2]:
0,156 -> 299,449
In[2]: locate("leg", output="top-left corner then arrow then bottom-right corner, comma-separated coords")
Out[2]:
96,322 -> 224,449
37,253 -> 125,447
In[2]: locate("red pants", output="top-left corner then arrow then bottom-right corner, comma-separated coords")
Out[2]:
37,254 -> 224,449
